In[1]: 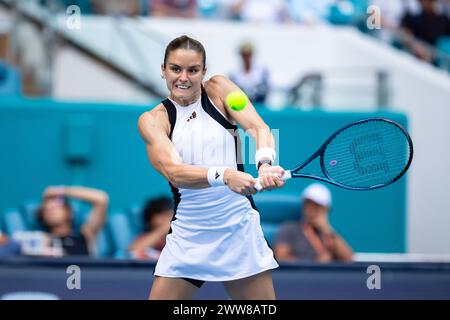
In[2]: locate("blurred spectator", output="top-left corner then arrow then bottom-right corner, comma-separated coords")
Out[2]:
232,0 -> 290,23
286,0 -> 333,24
150,0 -> 198,18
129,196 -> 173,260
400,0 -> 450,61
198,0 -> 234,19
0,230 -> 21,257
9,19 -> 51,96
91,0 -> 141,16
445,0 -> 450,17
229,41 -> 270,105
274,183 -> 353,263
36,186 -> 108,256
369,0 -> 415,43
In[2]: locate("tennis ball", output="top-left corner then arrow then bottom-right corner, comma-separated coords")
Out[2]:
226,90 -> 247,111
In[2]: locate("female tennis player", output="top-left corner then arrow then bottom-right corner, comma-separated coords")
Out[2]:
138,35 -> 285,300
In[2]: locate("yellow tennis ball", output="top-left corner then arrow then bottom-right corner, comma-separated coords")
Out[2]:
226,90 -> 247,111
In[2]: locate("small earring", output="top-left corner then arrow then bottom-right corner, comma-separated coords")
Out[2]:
161,74 -> 165,79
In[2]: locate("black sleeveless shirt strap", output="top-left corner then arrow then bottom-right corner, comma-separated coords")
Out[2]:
161,99 -> 180,228
200,85 -> 238,131
162,98 -> 177,139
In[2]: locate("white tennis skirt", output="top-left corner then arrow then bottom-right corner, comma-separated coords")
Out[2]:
154,207 -> 279,282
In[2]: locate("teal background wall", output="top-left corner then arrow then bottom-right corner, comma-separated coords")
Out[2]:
0,97 -> 408,252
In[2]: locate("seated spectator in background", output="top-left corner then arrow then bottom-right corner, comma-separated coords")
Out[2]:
129,196 -> 173,260
150,0 -> 197,18
229,41 -> 270,105
400,0 -> 450,61
91,0 -> 141,16
231,0 -> 290,23
286,0 -> 333,25
369,0 -> 413,43
0,230 -> 21,257
274,183 -> 353,263
36,186 -> 108,256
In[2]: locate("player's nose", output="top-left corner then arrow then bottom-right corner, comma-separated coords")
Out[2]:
179,70 -> 189,82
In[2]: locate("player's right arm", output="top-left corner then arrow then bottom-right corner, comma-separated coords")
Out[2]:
137,105 -> 257,195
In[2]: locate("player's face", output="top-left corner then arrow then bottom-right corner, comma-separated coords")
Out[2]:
162,49 -> 206,105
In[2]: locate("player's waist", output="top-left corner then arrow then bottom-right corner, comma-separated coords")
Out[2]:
178,185 -> 246,205
174,188 -> 254,230
171,207 -> 255,232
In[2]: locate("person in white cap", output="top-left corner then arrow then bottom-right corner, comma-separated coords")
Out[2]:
274,183 -> 353,263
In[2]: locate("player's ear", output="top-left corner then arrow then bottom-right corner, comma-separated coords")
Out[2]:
160,64 -> 166,79
202,67 -> 207,76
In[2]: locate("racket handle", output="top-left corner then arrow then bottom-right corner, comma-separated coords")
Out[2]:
254,170 -> 292,191
281,170 -> 292,180
254,181 -> 263,192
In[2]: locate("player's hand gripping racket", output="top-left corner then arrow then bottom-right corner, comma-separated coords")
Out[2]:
255,118 -> 413,191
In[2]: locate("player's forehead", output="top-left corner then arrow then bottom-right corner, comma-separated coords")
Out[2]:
166,48 -> 203,68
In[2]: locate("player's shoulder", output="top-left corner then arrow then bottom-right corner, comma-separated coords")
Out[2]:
139,103 -> 167,123
138,103 -> 169,137
204,74 -> 235,99
204,74 -> 231,88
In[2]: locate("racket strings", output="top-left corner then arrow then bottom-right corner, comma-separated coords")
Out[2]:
323,120 -> 412,188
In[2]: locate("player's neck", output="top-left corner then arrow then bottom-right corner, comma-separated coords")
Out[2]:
169,92 -> 201,107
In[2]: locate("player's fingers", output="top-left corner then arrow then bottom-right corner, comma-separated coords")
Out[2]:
264,173 -> 276,191
262,174 -> 270,188
264,174 -> 275,190
275,179 -> 285,188
273,174 -> 285,187
269,173 -> 278,189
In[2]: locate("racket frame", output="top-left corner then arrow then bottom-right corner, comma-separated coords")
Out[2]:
287,117 -> 414,190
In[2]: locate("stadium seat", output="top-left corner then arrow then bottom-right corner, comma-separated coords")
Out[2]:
252,193 -> 301,223
127,204 -> 144,235
108,211 -> 135,259
94,227 -> 113,258
1,208 -> 27,236
252,193 -> 301,246
260,222 -> 280,247
21,200 -> 40,230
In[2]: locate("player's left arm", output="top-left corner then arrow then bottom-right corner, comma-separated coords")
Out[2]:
204,75 -> 285,191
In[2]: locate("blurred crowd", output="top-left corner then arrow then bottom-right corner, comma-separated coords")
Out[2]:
56,0 -> 371,24
9,0 -> 446,98
0,183 -> 353,264
81,0 -> 450,64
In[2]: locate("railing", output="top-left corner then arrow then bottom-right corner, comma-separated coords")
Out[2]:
0,0 -> 168,98
269,67 -> 390,110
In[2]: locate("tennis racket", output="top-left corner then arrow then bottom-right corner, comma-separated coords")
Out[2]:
255,118 -> 413,191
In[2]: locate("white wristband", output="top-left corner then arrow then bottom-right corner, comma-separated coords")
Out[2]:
255,147 -> 276,170
207,167 -> 227,187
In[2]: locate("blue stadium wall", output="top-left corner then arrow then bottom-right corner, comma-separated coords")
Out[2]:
0,97 -> 409,252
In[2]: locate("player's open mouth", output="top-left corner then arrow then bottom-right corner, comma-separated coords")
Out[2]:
175,85 -> 191,90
